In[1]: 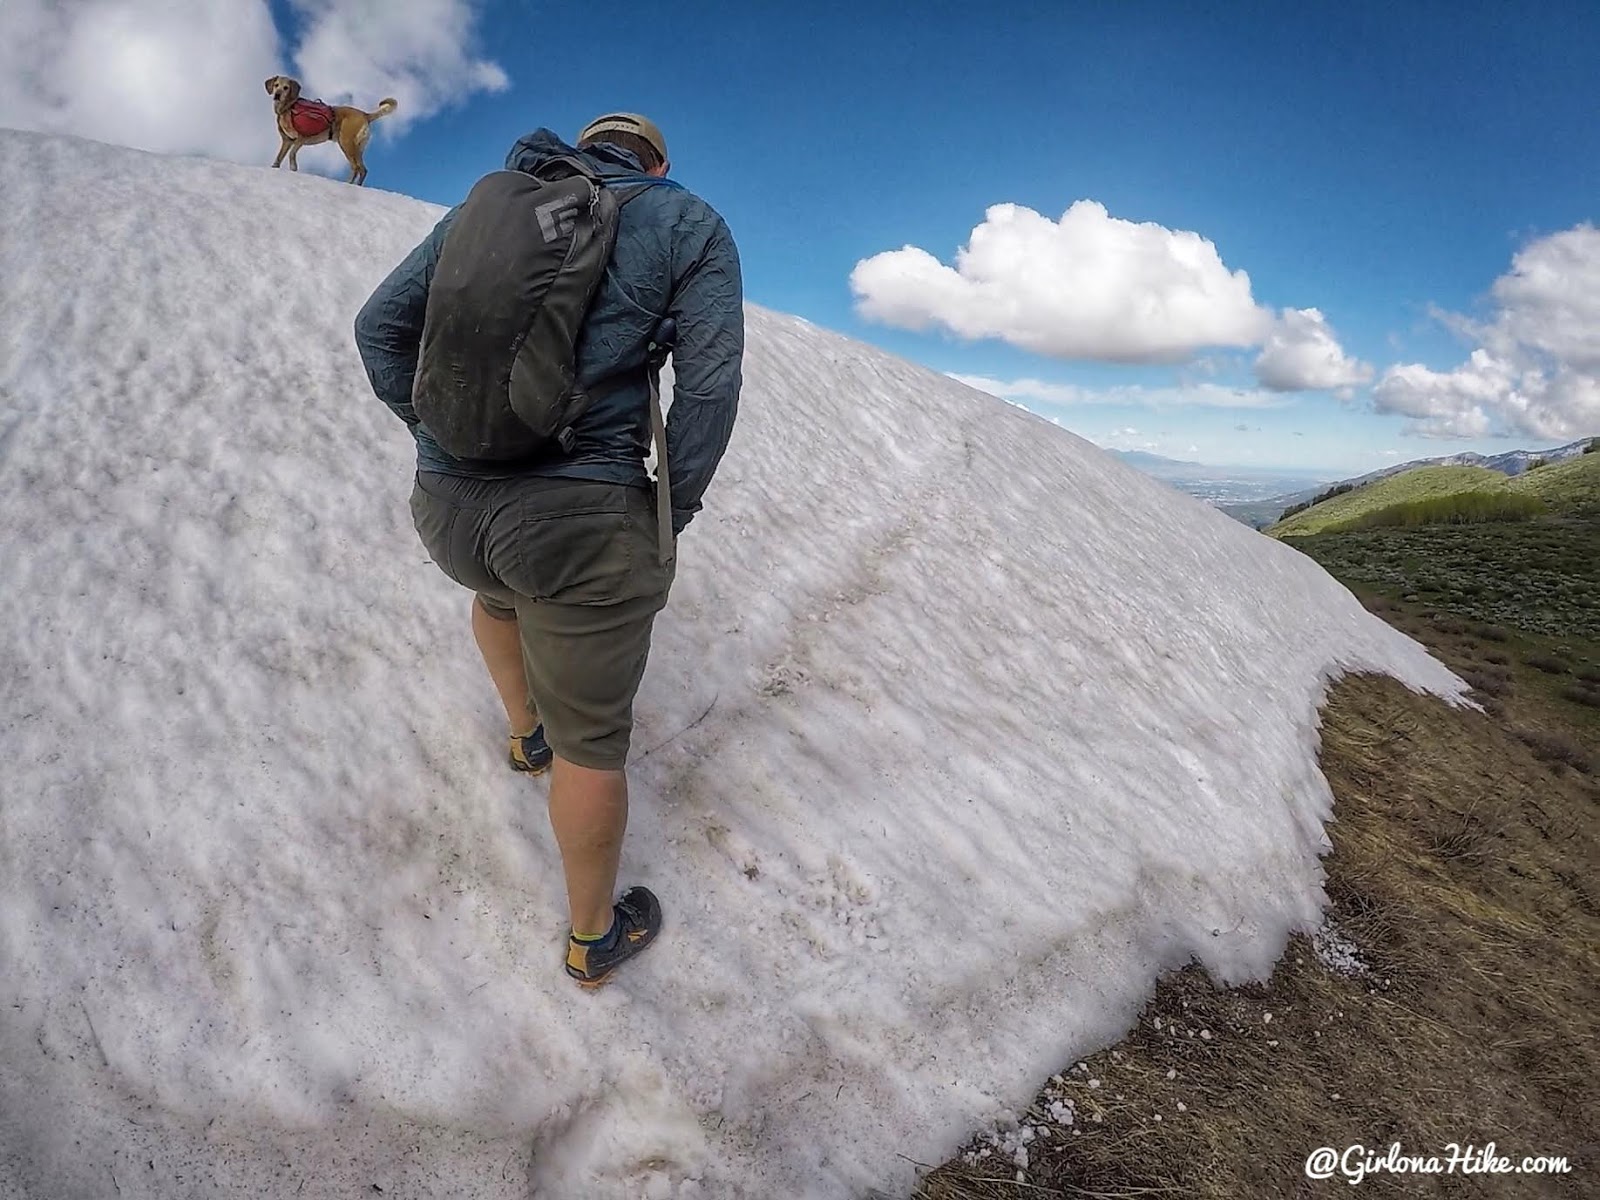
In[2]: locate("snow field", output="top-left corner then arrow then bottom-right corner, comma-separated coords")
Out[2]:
0,129 -> 1465,1199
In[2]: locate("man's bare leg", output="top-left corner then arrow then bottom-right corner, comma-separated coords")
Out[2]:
471,598 -> 537,736
547,758 -> 628,936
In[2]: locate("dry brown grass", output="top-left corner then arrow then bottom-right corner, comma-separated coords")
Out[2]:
912,617 -> 1598,1199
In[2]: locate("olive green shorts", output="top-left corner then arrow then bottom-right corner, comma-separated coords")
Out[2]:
409,471 -> 675,771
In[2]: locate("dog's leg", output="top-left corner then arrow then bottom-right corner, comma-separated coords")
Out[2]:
337,120 -> 368,185
287,141 -> 301,172
271,133 -> 290,168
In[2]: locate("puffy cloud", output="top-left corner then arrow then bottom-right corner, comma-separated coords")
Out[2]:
856,201 -> 1274,364
1101,427 -> 1161,452
0,0 -> 282,161
1371,351 -> 1506,439
949,374 -> 1292,411
1254,308 -> 1373,392
1483,225 -> 1600,372
289,0 -> 509,137
947,374 -> 1093,406
0,0 -> 505,163
1374,225 -> 1600,439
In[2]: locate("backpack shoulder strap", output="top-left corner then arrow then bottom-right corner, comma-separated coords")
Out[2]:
646,366 -> 673,567
644,320 -> 678,566
529,154 -> 602,184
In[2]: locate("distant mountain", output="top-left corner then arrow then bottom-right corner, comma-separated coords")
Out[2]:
1111,450 -> 1204,470
1219,439 -> 1594,528
1107,449 -> 1331,506
1109,449 -> 1325,482
1335,440 -> 1590,490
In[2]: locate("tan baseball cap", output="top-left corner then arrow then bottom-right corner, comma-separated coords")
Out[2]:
576,112 -> 668,164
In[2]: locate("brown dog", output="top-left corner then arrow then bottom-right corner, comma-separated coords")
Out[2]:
265,76 -> 397,185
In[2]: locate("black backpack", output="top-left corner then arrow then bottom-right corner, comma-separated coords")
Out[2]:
412,155 -> 649,461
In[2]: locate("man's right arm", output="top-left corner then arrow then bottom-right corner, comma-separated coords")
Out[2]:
353,207 -> 459,427
664,212 -> 745,536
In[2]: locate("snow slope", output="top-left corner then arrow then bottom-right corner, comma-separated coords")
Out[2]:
0,129 -> 1466,1200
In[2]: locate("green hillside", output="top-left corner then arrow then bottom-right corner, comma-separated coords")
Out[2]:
1268,465 -> 1505,536
1505,449 -> 1600,516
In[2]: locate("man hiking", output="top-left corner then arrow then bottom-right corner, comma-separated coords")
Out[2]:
353,113 -> 743,987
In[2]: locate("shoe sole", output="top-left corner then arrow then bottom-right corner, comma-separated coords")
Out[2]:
567,928 -> 658,989
509,751 -> 552,775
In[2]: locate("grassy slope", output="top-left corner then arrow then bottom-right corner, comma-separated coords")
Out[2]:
1274,454 -> 1600,640
1506,449 -> 1600,516
1268,465 -> 1504,536
1269,452 -> 1600,536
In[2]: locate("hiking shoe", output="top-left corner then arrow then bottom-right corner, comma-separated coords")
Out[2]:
564,886 -> 662,988
509,726 -> 553,774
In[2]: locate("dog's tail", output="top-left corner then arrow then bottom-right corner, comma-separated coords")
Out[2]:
366,98 -> 399,122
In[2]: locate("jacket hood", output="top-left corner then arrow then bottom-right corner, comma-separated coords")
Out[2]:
505,128 -> 645,177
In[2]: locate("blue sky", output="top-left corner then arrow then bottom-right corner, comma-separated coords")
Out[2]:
9,0 -> 1598,475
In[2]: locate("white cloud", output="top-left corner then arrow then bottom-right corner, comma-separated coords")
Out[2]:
0,0 -> 505,164
0,0 -> 282,161
1374,225 -> 1600,439
1254,308 -> 1373,392
949,373 -> 1292,411
856,201 -> 1274,364
1099,428 -> 1162,452
1371,351 -> 1505,439
290,0 -> 508,137
947,374 -> 1092,406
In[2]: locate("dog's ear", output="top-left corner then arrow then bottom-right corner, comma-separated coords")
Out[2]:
265,77 -> 276,93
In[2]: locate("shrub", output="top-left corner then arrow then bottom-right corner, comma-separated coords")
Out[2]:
1484,651 -> 1511,666
1517,729 -> 1594,774
1524,456 -> 1548,471
1476,625 -> 1512,643
1523,652 -> 1571,675
1336,490 -> 1546,533
1463,671 -> 1512,697
1561,683 -> 1600,709
1585,437 -> 1599,454
1280,480 -> 1365,523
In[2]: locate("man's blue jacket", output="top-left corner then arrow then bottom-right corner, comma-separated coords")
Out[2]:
354,129 -> 744,535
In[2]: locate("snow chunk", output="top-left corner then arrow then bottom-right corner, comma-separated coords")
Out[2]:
1313,921 -> 1370,976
